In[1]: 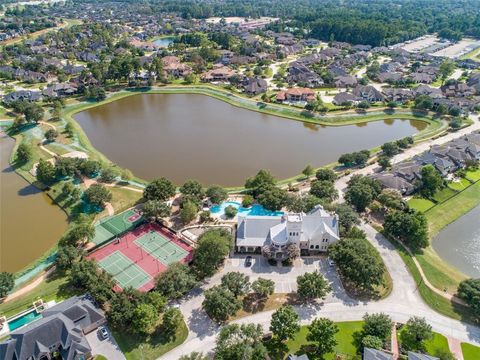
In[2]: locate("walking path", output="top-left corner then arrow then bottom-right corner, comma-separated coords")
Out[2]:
448,336 -> 464,360
3,267 -> 55,303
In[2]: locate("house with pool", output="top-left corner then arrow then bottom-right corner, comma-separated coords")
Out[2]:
236,205 -> 340,259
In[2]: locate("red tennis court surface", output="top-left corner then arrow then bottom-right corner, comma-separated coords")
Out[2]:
88,223 -> 193,292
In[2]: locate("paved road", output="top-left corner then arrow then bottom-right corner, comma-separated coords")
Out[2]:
161,117 -> 480,359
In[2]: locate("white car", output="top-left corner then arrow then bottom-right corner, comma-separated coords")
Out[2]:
99,326 -> 109,340
328,259 -> 335,267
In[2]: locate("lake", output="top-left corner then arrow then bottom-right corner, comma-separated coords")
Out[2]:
432,205 -> 480,277
74,93 -> 426,186
0,133 -> 68,273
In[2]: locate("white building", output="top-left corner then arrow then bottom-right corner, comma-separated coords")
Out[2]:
236,205 -> 340,258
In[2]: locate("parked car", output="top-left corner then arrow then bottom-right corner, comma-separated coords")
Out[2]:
245,256 -> 253,267
99,326 -> 109,340
328,258 -> 335,267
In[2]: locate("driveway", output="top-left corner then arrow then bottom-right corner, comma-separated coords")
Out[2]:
86,326 -> 126,360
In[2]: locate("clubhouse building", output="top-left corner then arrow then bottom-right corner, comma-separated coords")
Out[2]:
236,205 -> 340,258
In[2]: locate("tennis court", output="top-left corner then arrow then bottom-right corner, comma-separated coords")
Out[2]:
135,231 -> 189,265
98,251 -> 152,290
92,208 -> 144,245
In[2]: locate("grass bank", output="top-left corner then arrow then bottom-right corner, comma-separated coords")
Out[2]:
462,342 -> 480,360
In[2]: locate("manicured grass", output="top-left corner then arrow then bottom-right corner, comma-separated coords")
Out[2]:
104,186 -> 143,214
415,251 -> 464,293
431,187 -> 457,204
461,342 -> 480,360
0,273 -> 76,318
425,181 -> 480,237
447,177 -> 472,192
113,321 -> 188,360
266,321 -> 363,360
424,332 -> 450,356
466,168 -> 480,182
407,197 -> 435,212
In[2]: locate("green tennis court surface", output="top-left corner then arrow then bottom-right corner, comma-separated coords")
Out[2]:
134,231 -> 189,265
98,251 -> 151,289
92,208 -> 143,245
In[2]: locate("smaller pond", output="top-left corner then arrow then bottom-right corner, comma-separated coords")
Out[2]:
432,205 -> 480,277
210,201 -> 284,217
153,37 -> 174,47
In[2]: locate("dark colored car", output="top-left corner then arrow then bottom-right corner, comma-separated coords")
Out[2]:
245,256 -> 253,267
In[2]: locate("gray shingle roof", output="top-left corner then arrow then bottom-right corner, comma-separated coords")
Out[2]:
363,348 -> 394,360
407,351 -> 439,360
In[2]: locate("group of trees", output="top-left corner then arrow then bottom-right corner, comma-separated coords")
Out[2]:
383,207 -> 429,250
338,150 -> 370,168
329,231 -> 386,293
0,272 -> 15,298
457,278 -> 480,320
8,100 -> 45,128
309,168 -> 338,203
345,175 -> 382,212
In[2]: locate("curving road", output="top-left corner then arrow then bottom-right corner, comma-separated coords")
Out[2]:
161,117 -> 480,359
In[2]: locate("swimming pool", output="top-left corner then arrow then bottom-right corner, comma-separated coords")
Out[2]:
8,309 -> 42,332
210,201 -> 284,217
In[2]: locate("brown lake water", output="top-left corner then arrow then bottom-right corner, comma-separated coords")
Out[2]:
74,93 -> 426,186
432,205 -> 480,277
0,134 -> 68,273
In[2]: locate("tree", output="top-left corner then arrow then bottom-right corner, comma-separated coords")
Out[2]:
215,323 -> 267,360
44,128 -> 58,142
334,203 -> 359,235
0,272 -> 14,298
307,318 -> 338,358
296,271 -> 331,301
100,167 -> 119,183
143,200 -> 171,222
132,303 -> 159,335
180,179 -> 205,204
60,223 -> 95,246
245,169 -> 276,198
180,200 -> 198,224
224,205 -> 238,219
345,175 -> 381,212
162,307 -> 183,339
414,95 -> 433,110
329,238 -> 386,291
381,142 -> 400,157
24,103 -> 44,123
83,184 -> 112,209
302,164 -> 315,178
400,316 -> 433,352
155,263 -> 197,299
242,195 -> 254,208
383,210 -> 429,249
362,313 -> 392,342
316,168 -> 337,182
206,185 -> 228,204
202,285 -> 241,322
80,160 -> 101,178
179,353 -> 210,360
361,335 -> 384,350
251,278 -> 275,299
221,272 -> 250,297
144,177 -> 176,201
309,180 -> 338,202
378,155 -> 391,170
434,349 -> 456,360
257,186 -> 288,211
270,305 -> 300,342
56,245 -> 83,271
55,157 -> 81,178
69,260 -> 114,306
36,158 -> 56,184
16,143 -> 32,163
419,165 -> 443,198
457,278 -> 480,317
439,59 -> 455,81
193,229 -> 231,278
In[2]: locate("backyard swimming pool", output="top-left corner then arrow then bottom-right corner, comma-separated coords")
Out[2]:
210,201 -> 284,217
7,309 -> 42,332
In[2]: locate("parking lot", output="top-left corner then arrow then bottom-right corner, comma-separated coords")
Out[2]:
223,255 -> 345,297
86,326 -> 126,360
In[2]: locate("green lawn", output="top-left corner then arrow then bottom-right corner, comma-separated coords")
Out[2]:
424,332 -> 450,356
425,181 -> 480,237
0,273 -> 76,318
461,342 -> 480,360
447,178 -> 472,192
466,168 -> 480,182
266,321 -> 363,360
431,187 -> 457,204
113,321 -> 188,360
407,198 -> 435,212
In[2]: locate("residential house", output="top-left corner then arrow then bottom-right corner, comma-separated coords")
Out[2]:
441,83 -> 475,98
407,352 -> 439,360
276,87 -> 316,103
363,348 -> 394,360
162,56 -> 192,77
0,295 -> 106,360
287,62 -> 324,88
352,85 -> 385,103
236,205 -> 340,258
383,88 -> 415,103
372,173 -> 415,195
377,72 -> 403,83
201,64 -> 236,82
3,90 -> 42,103
287,354 -> 309,360
332,92 -> 360,105
243,77 -> 268,95
334,75 -> 358,88
409,72 -> 434,84
42,83 -> 78,98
